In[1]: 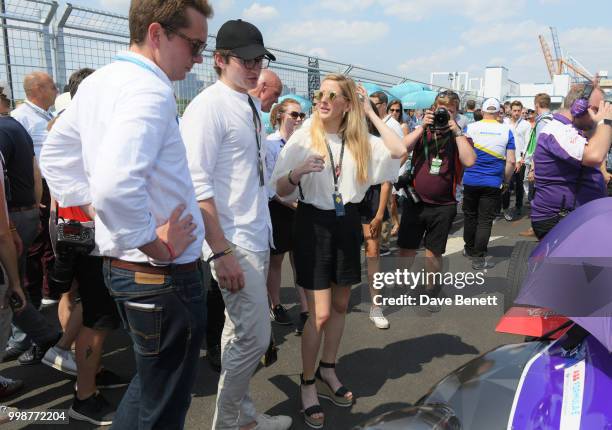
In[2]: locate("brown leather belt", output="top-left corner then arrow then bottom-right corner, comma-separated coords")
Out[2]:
9,204 -> 38,213
108,258 -> 199,275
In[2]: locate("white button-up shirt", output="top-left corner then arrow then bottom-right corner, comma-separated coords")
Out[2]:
11,100 -> 53,161
509,118 -> 532,160
39,51 -> 205,264
181,80 -> 272,255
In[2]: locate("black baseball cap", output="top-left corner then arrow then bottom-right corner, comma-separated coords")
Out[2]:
216,19 -> 276,61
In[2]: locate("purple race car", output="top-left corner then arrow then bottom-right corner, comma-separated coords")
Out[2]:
356,198 -> 612,430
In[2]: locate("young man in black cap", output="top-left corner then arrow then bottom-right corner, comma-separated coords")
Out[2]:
182,19 -> 292,430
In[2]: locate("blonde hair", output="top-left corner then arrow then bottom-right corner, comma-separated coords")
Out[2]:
309,74 -> 371,184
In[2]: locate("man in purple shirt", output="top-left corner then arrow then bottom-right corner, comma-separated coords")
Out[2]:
531,83 -> 612,239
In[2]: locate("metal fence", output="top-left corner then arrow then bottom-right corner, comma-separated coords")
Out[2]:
0,0 -> 481,112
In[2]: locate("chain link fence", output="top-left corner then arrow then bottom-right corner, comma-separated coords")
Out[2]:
0,0 -> 481,112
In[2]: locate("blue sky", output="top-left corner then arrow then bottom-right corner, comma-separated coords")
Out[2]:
73,0 -> 612,86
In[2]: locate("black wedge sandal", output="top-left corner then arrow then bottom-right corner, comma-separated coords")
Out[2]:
300,374 -> 325,429
315,361 -> 354,407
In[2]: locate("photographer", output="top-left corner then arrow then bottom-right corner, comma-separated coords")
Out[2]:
41,68 -> 127,426
397,91 -> 476,309
530,83 -> 612,239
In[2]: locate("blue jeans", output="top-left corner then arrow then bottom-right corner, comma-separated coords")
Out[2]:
9,208 -> 56,351
103,259 -> 206,430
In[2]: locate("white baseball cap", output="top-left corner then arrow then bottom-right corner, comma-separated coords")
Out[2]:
481,98 -> 501,113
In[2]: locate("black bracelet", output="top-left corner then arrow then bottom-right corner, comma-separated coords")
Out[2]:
288,170 -> 299,186
206,247 -> 232,263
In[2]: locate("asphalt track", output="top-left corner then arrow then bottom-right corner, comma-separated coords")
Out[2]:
1,210 -> 536,430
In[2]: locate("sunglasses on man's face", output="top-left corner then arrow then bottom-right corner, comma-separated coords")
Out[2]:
313,89 -> 345,102
286,111 -> 306,120
230,56 -> 270,70
389,108 -> 401,113
161,24 -> 207,57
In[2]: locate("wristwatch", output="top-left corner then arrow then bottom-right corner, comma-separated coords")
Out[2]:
453,128 -> 464,137
598,119 -> 612,128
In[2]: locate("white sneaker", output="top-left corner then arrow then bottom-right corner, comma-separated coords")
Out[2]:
42,346 -> 77,376
369,306 -> 390,329
253,413 -> 292,430
0,407 -> 18,425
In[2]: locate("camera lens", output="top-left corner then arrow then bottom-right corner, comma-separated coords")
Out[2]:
433,108 -> 450,129
48,251 -> 76,293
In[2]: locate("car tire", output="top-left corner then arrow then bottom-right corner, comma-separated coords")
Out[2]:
504,240 -> 538,312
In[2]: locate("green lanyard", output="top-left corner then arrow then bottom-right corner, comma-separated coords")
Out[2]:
423,131 -> 447,161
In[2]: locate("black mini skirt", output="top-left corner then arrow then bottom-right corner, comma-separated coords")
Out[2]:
293,201 -> 362,290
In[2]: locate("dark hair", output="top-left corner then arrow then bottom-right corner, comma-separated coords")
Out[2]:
370,91 -> 388,105
366,100 -> 380,136
213,49 -> 232,76
67,68 -> 95,98
466,99 -> 476,110
269,98 -> 300,129
510,100 -> 523,109
387,100 -> 404,123
129,0 -> 213,45
473,109 -> 483,122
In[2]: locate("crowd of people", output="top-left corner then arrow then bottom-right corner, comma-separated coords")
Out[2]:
0,0 -> 611,429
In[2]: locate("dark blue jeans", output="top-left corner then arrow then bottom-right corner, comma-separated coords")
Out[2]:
103,259 -> 206,430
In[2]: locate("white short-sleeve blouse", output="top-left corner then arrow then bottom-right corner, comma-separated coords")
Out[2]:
271,127 -> 400,210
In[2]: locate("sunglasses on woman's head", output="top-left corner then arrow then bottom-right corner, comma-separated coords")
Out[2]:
286,111 -> 306,120
313,89 -> 345,102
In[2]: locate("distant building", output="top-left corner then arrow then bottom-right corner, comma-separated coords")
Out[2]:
482,66 -> 568,109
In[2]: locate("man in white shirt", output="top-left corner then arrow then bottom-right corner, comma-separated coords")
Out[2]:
8,71 -> 57,361
11,72 -> 57,161
181,19 -> 292,430
370,91 -> 403,137
501,100 -> 532,220
248,69 -> 282,113
40,1 -> 211,428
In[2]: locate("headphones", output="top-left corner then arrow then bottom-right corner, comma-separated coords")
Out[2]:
570,83 -> 593,118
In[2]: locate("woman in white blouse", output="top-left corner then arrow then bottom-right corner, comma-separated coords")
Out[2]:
264,98 -> 309,332
272,74 -> 406,428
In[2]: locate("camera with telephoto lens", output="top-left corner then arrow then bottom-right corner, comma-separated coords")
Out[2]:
48,221 -> 95,293
433,107 -> 451,130
394,171 -> 421,204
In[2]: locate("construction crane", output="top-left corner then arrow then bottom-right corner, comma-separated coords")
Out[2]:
538,27 -> 594,82
550,27 -> 562,72
539,35 -> 556,79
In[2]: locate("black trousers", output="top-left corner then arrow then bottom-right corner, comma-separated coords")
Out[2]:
502,165 -> 526,211
531,215 -> 562,240
463,185 -> 501,257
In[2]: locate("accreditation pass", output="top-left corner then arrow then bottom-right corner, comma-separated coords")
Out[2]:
1,406 -> 69,424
